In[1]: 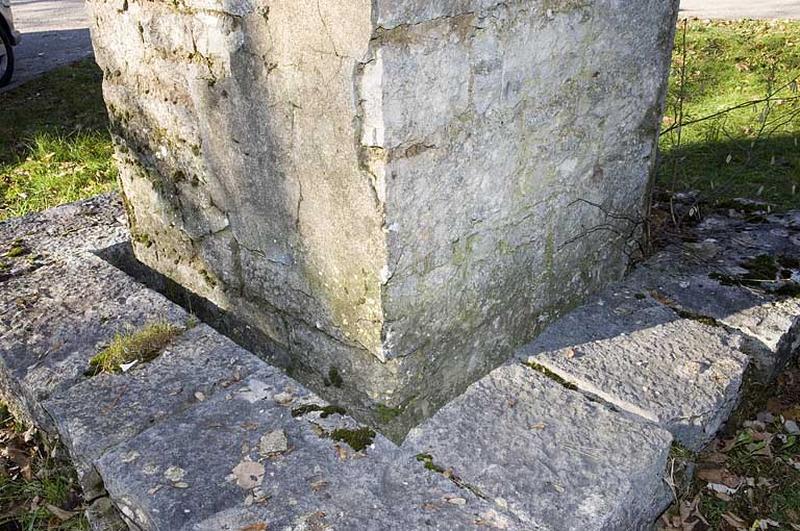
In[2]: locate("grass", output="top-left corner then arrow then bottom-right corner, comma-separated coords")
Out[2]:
0,403 -> 89,530
87,321 -> 183,375
0,58 -> 116,221
658,19 -> 800,211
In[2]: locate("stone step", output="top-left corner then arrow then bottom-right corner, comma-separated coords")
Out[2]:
92,363 -> 515,530
42,324 -> 265,493
0,252 -> 188,432
629,214 -> 800,379
402,364 -> 674,530
3,195 -> 799,530
519,287 -> 749,451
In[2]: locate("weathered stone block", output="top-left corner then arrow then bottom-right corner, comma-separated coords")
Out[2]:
87,0 -> 679,437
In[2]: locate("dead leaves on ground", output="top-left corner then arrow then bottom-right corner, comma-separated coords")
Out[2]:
0,405 -> 85,527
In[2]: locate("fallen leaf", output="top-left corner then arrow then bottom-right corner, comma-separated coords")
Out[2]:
310,479 -> 328,492
231,461 -> 265,490
707,482 -> 738,496
163,466 -> 186,482
239,523 -> 268,531
259,430 -> 289,457
46,504 -> 75,521
697,468 -> 741,488
721,512 -> 746,529
119,360 -> 139,372
334,445 -> 348,461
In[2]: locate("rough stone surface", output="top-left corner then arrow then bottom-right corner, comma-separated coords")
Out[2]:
522,300 -> 749,450
4,196 -> 799,530
43,324 -> 264,486
95,368 -> 514,530
87,0 -> 680,436
629,213 -> 800,379
0,254 -> 188,427
403,364 -> 674,530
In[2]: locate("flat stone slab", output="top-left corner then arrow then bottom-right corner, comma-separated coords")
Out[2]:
523,312 -> 748,451
43,324 -> 265,488
629,214 -> 800,379
402,364 -> 674,530
94,367 -> 512,530
0,253 -> 188,431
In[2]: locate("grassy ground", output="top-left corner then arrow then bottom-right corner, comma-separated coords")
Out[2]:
0,59 -> 116,221
659,19 -> 800,211
0,404 -> 89,530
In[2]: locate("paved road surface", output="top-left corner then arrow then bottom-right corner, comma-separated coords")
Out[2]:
3,0 -> 92,92
681,0 -> 800,20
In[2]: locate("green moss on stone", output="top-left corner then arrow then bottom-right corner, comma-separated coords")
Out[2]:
675,309 -> 720,327
374,404 -> 403,423
324,366 -> 343,388
741,254 -> 779,284
5,239 -> 29,258
523,360 -> 578,391
330,427 -> 375,452
291,404 -> 346,418
415,453 -> 445,473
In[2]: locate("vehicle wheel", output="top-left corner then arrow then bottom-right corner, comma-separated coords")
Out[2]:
0,25 -> 14,87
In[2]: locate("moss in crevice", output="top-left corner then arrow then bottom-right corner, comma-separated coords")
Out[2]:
330,427 -> 375,452
323,366 -> 343,388
87,321 -> 184,375
4,239 -> 29,258
374,403 -> 403,424
709,254 -> 800,298
523,361 -> 578,391
415,453 -> 445,473
414,452 -> 486,499
290,404 -> 346,418
740,254 -> 779,284
675,308 -> 720,327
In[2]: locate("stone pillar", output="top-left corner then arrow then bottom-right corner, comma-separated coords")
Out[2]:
87,0 -> 679,440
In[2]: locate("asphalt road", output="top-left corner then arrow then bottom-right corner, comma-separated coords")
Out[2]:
1,0 -> 799,93
2,0 -> 92,92
681,0 -> 800,20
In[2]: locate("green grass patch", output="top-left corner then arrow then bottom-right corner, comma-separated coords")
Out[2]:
659,19 -> 800,210
0,58 -> 116,221
87,321 -> 184,375
0,403 -> 89,530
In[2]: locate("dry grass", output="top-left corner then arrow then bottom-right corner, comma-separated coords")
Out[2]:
87,321 -> 183,375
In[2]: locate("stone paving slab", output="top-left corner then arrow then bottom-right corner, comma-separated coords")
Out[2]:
0,252 -> 188,430
525,317 -> 748,451
3,195 -> 799,530
94,367 -> 512,530
402,364 -> 674,531
629,214 -> 800,379
0,193 -> 125,262
43,324 -> 265,488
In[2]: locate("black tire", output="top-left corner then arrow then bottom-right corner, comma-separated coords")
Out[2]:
0,24 -> 14,88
